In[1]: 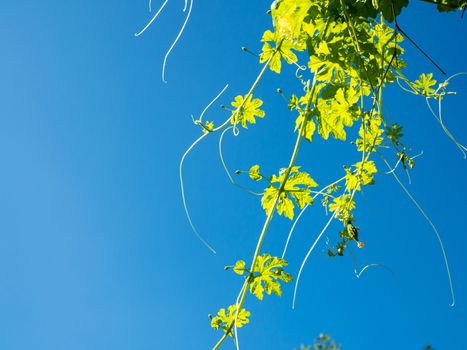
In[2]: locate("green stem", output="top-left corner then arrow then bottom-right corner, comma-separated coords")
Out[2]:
180,48 -> 280,253
212,73 -> 318,350
340,0 -> 377,94
212,45 -> 279,133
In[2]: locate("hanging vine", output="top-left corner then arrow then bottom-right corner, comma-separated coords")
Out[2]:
135,0 -> 466,349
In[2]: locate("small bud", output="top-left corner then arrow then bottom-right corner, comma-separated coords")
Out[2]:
224,266 -> 231,270
337,247 -> 344,256
235,170 -> 241,175
220,104 -> 225,109
277,88 -> 283,94
208,314 -> 213,320
242,47 -> 248,51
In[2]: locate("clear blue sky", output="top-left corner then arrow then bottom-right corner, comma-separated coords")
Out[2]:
0,1 -> 466,349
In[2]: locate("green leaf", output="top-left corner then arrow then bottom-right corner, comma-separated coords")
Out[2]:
249,165 -> 262,181
316,101 -> 346,141
413,73 -> 437,96
233,260 -> 246,275
315,87 -> 360,141
386,123 -> 404,144
308,55 -> 344,83
210,305 -> 251,337
288,94 -> 299,110
345,161 -> 377,191
356,113 -> 384,152
202,120 -> 214,134
271,0 -> 312,39
329,194 -> 356,222
375,0 -> 409,22
261,186 -> 281,216
276,194 -> 295,219
295,112 -> 316,142
249,254 -> 293,300
259,29 -> 305,74
231,94 -> 265,128
261,167 -> 318,219
259,30 -> 283,73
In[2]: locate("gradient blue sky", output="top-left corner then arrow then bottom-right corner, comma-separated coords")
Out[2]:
0,1 -> 466,349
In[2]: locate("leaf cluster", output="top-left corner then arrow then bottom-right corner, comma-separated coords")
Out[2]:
212,254 -> 293,337
190,0 -> 465,348
259,166 -> 318,220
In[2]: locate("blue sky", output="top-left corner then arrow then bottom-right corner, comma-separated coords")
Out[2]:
0,1 -> 466,349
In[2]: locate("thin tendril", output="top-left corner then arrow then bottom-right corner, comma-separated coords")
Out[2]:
436,96 -> 467,158
282,205 -> 310,260
405,167 -> 412,185
380,153 -> 455,307
386,157 -> 402,174
413,151 -> 424,159
347,247 -> 394,279
179,50 -> 277,258
233,280 -> 248,350
386,151 -> 423,177
197,84 -> 229,124
162,0 -> 193,82
356,264 -> 394,278
425,97 -> 467,158
219,127 -> 236,183
445,71 -> 467,84
280,52 -> 307,72
218,127 -> 263,196
396,77 -> 418,95
180,133 -> 217,254
292,211 -> 337,309
135,0 -> 170,37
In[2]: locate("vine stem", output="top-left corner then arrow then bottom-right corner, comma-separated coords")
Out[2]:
210,48 -> 276,134
223,49 -> 278,134
340,0 -> 377,95
212,73 -> 318,350
179,52 -> 277,253
233,279 -> 249,349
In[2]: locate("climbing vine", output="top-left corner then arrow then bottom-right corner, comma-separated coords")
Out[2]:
136,0 -> 466,349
